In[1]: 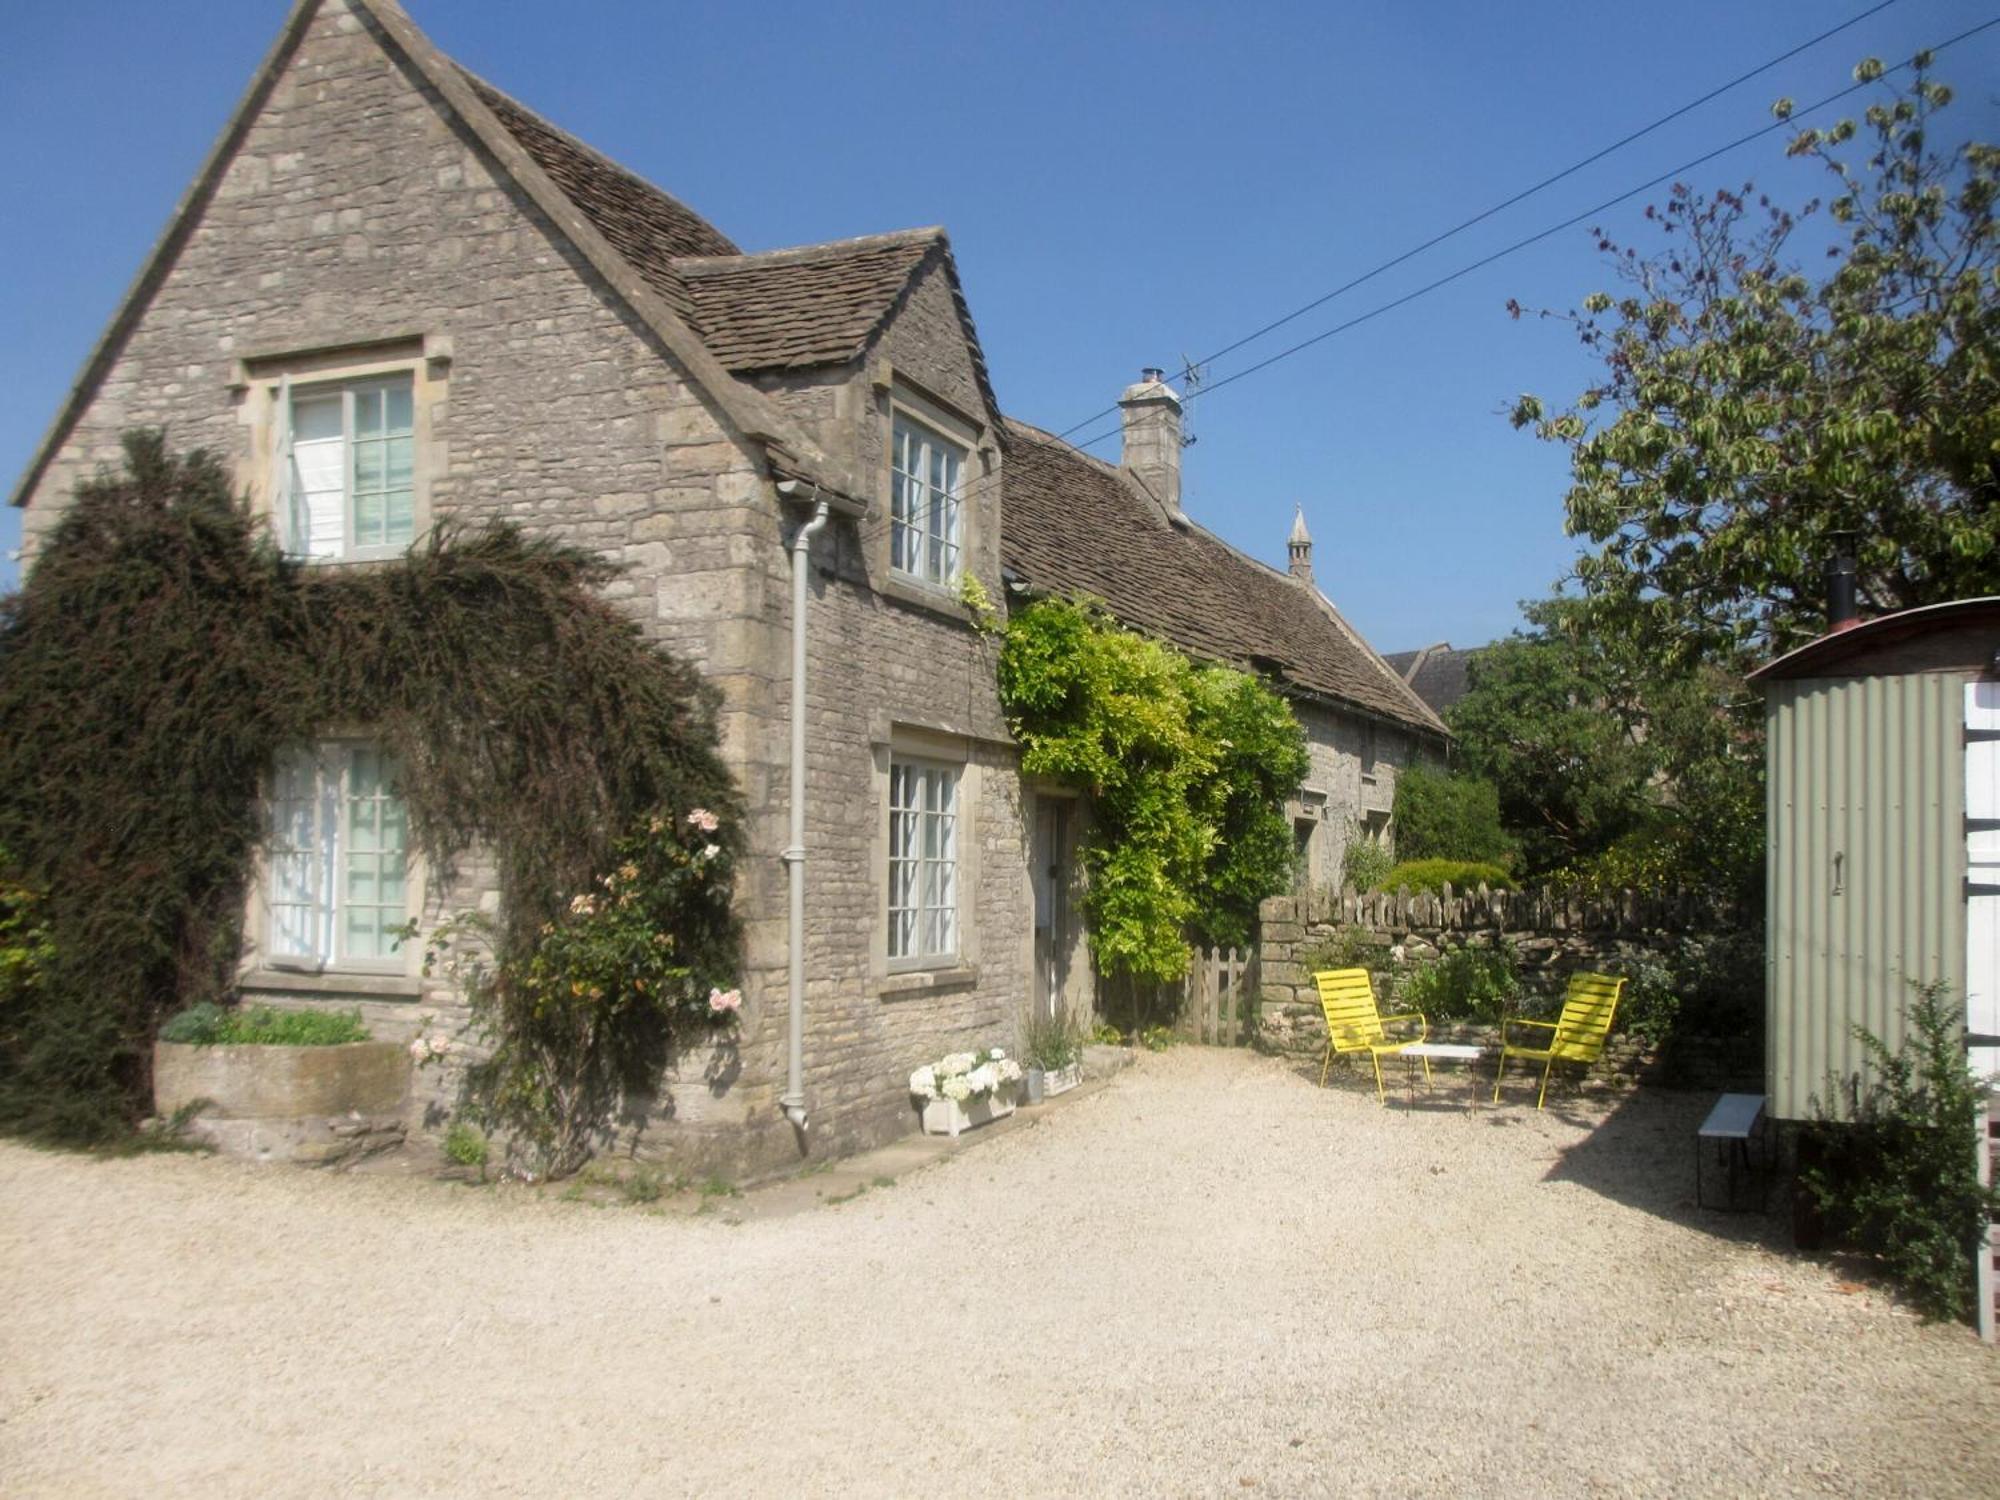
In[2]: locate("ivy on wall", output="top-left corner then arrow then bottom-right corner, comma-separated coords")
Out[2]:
0,432 -> 740,1145
997,598 -> 1308,980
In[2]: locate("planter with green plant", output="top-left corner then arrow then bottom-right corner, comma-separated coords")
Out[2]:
151,1002 -> 415,1161
1022,1009 -> 1083,1103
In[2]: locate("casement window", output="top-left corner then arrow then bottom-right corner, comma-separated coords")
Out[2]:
271,374 -> 417,561
266,745 -> 409,971
889,413 -> 964,587
888,757 -> 959,963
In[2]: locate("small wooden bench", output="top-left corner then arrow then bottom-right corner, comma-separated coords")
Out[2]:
1696,1092 -> 1770,1211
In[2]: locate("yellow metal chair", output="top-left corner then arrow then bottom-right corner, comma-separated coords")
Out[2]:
1314,967 -> 1428,1102
1493,971 -> 1626,1108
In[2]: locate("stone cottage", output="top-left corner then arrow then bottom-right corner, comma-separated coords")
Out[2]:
10,0 -> 1439,1176
1003,381 -> 1447,903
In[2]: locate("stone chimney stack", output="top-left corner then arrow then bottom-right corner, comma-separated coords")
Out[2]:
1119,368 -> 1183,523
1288,505 -> 1313,584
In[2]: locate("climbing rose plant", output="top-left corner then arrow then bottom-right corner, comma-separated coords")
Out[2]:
426,807 -> 741,1180
997,598 -> 1309,981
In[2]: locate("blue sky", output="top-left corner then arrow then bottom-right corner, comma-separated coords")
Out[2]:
3,0 -> 1995,651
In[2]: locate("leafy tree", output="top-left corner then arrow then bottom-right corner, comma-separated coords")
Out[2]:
1512,59 -> 1999,673
1444,632 -> 1655,874
1447,623 -> 1762,898
1389,764 -> 1513,866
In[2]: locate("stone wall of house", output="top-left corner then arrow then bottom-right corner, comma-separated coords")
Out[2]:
16,0 -> 769,1091
1287,702 -> 1425,891
690,254 -> 1032,1178
1254,885 -> 1698,1067
15,0 -> 1035,1180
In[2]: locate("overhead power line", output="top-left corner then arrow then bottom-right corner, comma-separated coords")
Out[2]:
1052,0 -> 1910,445
1059,15 -> 1999,456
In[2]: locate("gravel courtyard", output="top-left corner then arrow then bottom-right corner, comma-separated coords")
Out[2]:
2,1047 -> 1994,1498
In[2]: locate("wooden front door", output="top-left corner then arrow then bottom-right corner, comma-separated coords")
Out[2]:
1032,798 -> 1072,1022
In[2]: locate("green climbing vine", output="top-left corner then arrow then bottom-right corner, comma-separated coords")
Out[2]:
0,431 -> 741,1148
997,598 -> 1308,980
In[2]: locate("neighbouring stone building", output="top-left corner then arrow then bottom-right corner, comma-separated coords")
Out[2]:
1382,641 -> 1484,718
1004,391 -> 1447,896
10,0 -> 1441,1176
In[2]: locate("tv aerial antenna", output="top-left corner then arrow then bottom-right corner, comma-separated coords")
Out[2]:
1179,353 -> 1206,449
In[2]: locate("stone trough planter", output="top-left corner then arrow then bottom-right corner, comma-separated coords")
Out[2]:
153,1040 -> 412,1165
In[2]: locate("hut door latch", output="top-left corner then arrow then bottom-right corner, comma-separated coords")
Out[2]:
1832,851 -> 1844,897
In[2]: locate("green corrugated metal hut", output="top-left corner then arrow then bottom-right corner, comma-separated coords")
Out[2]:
1750,597 -> 2000,1121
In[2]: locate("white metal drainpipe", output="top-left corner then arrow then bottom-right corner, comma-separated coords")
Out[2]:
779,493 -> 830,1134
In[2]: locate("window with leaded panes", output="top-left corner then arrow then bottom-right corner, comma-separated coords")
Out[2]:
267,745 -> 409,970
277,374 -> 416,560
888,758 -> 959,963
889,414 -> 964,587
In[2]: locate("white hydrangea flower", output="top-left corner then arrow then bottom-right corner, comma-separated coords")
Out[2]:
940,1073 -> 973,1102
995,1057 -> 1023,1084
909,1065 -> 939,1099
967,1063 -> 999,1097
939,1052 -> 976,1077
988,1048 -> 1006,1061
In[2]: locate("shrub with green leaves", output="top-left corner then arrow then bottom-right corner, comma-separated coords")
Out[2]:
998,598 -> 1308,978
1378,859 -> 1514,896
1390,766 -> 1513,866
1394,943 -> 1521,1025
442,1121 -> 489,1172
1801,981 -> 2000,1324
157,1002 -> 370,1047
0,431 -> 740,1145
1340,837 -> 1394,894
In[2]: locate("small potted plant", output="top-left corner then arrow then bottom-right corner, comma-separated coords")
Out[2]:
909,1047 -> 1022,1137
1022,1008 -> 1083,1104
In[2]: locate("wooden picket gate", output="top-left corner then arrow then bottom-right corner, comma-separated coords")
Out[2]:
1094,945 -> 1259,1046
1179,945 -> 1258,1047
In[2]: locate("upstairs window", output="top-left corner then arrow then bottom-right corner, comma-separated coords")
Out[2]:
890,414 -> 963,587
267,745 -> 409,971
274,374 -> 416,560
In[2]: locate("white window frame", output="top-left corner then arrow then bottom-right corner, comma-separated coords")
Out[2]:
889,412 -> 965,589
888,756 -> 960,966
269,371 -> 419,563
264,743 -> 411,975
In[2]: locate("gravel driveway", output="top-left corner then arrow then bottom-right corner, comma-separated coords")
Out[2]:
2,1047 -> 1994,1498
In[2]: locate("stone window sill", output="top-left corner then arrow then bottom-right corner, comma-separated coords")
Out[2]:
879,964 -> 979,1001
880,574 -> 973,625
238,968 -> 423,1002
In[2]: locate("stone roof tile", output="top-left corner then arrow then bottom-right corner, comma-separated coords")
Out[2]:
675,230 -> 940,372
1002,420 -> 1447,737
462,69 -> 738,324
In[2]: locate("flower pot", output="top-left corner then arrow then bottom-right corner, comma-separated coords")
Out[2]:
919,1092 -> 1016,1138
1028,1063 -> 1081,1100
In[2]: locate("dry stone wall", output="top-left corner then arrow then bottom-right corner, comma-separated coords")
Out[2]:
1255,884 -> 1701,1071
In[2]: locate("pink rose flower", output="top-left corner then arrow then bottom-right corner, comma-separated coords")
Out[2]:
707,987 -> 742,1014
686,808 -> 721,834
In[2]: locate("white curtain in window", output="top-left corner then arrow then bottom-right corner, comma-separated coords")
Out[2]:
290,393 -> 346,561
